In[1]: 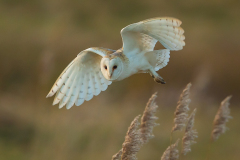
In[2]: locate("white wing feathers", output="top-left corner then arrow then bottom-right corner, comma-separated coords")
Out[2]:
145,49 -> 170,71
154,49 -> 170,71
46,48 -> 113,109
121,17 -> 185,54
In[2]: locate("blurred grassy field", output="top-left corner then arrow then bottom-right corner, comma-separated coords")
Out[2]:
0,0 -> 240,159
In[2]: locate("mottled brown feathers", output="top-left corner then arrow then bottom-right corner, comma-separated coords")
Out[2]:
104,48 -> 129,65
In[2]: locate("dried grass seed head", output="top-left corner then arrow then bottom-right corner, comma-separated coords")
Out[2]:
141,92 -> 159,143
182,108 -> 198,155
121,115 -> 143,160
211,95 -> 232,141
112,149 -> 123,160
161,139 -> 180,160
172,83 -> 192,132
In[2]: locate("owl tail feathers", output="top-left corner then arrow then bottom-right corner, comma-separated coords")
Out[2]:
145,49 -> 170,71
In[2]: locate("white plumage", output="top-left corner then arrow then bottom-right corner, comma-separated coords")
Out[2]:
47,17 -> 185,109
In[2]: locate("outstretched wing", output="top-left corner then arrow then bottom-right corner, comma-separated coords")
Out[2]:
121,17 -> 185,55
46,47 -> 114,109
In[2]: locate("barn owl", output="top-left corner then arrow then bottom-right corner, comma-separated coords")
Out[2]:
46,17 -> 185,109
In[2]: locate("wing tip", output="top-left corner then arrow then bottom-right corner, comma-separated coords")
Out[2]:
75,99 -> 84,106
52,100 -> 59,106
56,102 -> 75,109
66,100 -> 75,109
46,92 -> 53,98
66,105 -> 73,110
59,104 -> 64,109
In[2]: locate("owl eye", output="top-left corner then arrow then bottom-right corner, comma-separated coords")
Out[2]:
104,65 -> 107,70
113,65 -> 117,69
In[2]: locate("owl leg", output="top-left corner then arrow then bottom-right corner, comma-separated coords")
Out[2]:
149,68 -> 166,84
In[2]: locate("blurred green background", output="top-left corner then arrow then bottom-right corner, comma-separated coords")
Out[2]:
0,0 -> 239,159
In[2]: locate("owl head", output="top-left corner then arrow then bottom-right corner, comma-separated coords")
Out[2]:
100,57 -> 123,81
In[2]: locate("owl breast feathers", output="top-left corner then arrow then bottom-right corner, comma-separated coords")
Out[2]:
47,17 -> 185,109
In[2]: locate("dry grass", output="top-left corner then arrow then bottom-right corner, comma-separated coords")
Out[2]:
172,83 -> 192,132
112,93 -> 159,160
161,139 -> 179,160
112,84 -> 233,160
182,108 -> 198,155
211,96 -> 232,141
112,149 -> 123,160
140,92 -> 159,144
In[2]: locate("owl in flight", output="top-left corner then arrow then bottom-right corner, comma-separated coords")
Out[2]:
47,17 -> 185,109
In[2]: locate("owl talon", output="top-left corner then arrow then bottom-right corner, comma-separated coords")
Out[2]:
149,68 -> 166,84
154,77 -> 166,84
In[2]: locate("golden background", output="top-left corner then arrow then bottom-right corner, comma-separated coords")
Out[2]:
0,0 -> 239,159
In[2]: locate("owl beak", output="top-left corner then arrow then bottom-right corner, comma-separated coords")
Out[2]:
108,70 -> 113,79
